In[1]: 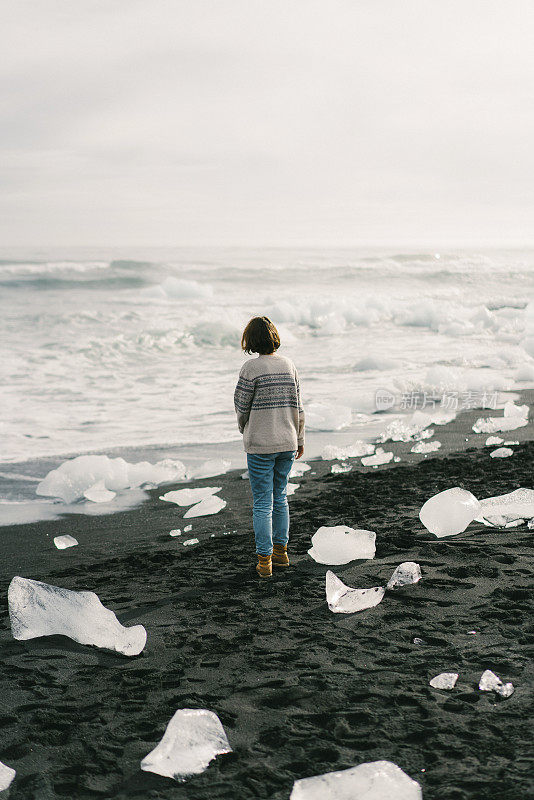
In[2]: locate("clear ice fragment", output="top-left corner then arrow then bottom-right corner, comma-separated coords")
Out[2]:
476,488 -> 534,526
485,436 -> 504,446
331,463 -> 352,474
8,577 -> 146,656
489,448 -> 513,458
0,760 -> 16,791
290,461 -> 311,477
183,495 -> 226,518
287,483 -> 300,496
326,571 -> 385,614
309,526 -> 376,564
183,538 -> 199,546
289,759 -> 422,800
429,672 -> 458,690
361,448 -> 394,466
160,487 -> 222,506
184,524 -> 192,532
472,416 -> 527,434
141,708 -> 231,781
410,440 -> 441,454
386,562 -> 422,590
419,487 -> 480,537
53,535 -> 78,550
479,669 -> 514,697
169,529 -> 181,537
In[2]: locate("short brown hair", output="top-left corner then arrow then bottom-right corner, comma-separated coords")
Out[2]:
241,316 -> 280,355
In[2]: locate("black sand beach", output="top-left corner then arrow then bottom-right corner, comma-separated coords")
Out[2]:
1,395 -> 533,800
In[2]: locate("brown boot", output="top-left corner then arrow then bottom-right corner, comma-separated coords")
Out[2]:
272,544 -> 290,567
256,553 -> 272,578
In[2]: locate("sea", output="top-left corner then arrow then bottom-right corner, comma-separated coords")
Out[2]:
1,247 -> 533,525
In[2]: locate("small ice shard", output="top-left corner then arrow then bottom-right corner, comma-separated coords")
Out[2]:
0,760 -> 16,791
169,529 -> 181,537
472,416 -> 528,433
503,440 -> 519,445
84,480 -> 116,503
419,487 -> 481,537
290,461 -> 311,478
429,672 -> 458,690
331,462 -> 352,474
490,447 -> 513,458
326,571 -> 385,614
467,630 -> 477,634
159,487 -> 222,506
189,459 -> 231,479
8,576 -> 146,656
309,526 -> 376,564
53,534 -> 78,550
503,400 -> 529,418
361,448 -> 394,466
241,470 -> 249,479
411,440 -> 441,454
184,524 -> 192,532
321,442 -> 375,460
386,562 -> 422,590
476,488 -> 534,526
287,482 -> 300,496
479,669 -> 514,698
141,708 -> 232,781
183,538 -> 199,546
289,759 -> 422,800
485,436 -> 504,446
413,637 -> 424,644
183,495 -> 226,518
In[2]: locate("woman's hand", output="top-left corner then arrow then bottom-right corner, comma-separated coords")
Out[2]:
296,445 -> 304,460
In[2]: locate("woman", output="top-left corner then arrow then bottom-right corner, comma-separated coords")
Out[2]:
234,316 -> 305,578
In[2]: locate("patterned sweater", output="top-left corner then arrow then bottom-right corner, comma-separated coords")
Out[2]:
234,354 -> 305,454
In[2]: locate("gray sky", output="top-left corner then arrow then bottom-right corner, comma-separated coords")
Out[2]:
2,0 -> 534,247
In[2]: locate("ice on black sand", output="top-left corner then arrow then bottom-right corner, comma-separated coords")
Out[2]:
184,495 -> 226,518
326,571 -> 385,614
429,672 -> 458,690
289,759 -> 422,799
8,577 -> 146,656
141,708 -> 231,781
160,487 -> 222,506
309,525 -> 376,564
419,487 -> 481,537
0,760 -> 16,792
54,534 -> 78,549
479,669 -> 514,698
386,562 -> 422,590
490,447 -> 513,458
475,488 -> 534,527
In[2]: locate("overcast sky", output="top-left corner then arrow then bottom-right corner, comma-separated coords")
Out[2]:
2,0 -> 534,247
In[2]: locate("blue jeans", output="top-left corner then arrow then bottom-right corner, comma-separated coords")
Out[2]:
247,451 -> 295,555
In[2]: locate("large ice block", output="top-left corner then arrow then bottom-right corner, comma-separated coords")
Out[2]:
429,672 -> 458,690
141,708 -> 232,781
159,487 -> 222,506
8,577 -> 146,656
289,759 -> 422,800
472,416 -> 528,434
479,669 -> 514,698
308,526 -> 376,564
419,487 -> 481,537
386,562 -> 422,590
476,488 -> 534,526
183,495 -> 226,518
0,760 -> 16,791
326,571 -> 385,614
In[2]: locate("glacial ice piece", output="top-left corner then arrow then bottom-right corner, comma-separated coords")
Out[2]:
411,440 -> 441,454
503,440 -> 519,445
289,759 -> 422,800
309,526 -> 376,564
169,529 -> 181,537
8,577 -> 146,656
503,401 -> 529,418
377,410 -> 439,443
241,470 -> 249,480
472,416 -> 528,434
184,524 -> 192,532
485,436 -> 504,446
183,495 -> 226,518
321,442 -> 375,460
290,461 -> 311,478
183,538 -> 199,546
479,669 -> 514,698
287,483 -> 300,496
84,480 -> 116,503
159,487 -> 222,506
528,518 -> 534,529
475,488 -> 534,526
361,448 -> 394,467
306,403 -> 352,431
331,462 -> 352,474
386,562 -> 422,590
141,708 -> 232,781
429,672 -> 458,690
419,487 -> 481,537
0,760 -> 16,791
188,460 -> 231,479
326,571 -> 385,614
53,534 -> 78,550
490,447 -> 513,458
37,455 -> 187,504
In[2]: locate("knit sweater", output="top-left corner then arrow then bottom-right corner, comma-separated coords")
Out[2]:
234,354 -> 305,454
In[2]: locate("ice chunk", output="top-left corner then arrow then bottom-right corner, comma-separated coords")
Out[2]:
429,672 -> 458,690
84,480 -> 116,503
503,440 -> 519,445
309,526 -> 376,564
289,759 -> 422,800
377,410 -> 438,443
183,538 -> 199,546
485,436 -> 504,446
386,562 -> 422,590
0,760 -> 16,791
503,400 -> 529,418
169,529 -> 181,537
411,440 -> 441,454
326,571 -> 385,614
287,482 -> 299,496
8,576 -> 146,656
53,534 -> 78,550
361,448 -> 393,466
188,459 -> 231,479
159,487 -> 222,506
306,403 -> 352,431
141,708 -> 231,781
183,495 -> 226,518
490,447 -> 513,458
290,461 -> 311,478
528,518 -> 534,529
331,462 -> 352,474
321,441 -> 375,460
479,669 -> 514,698
184,524 -> 192,532
419,487 -> 481,537
241,470 -> 249,479
476,488 -> 534,526
472,416 -> 528,433
37,455 -> 186,504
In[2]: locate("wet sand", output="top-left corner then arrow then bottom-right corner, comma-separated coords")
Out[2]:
0,393 -> 533,799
